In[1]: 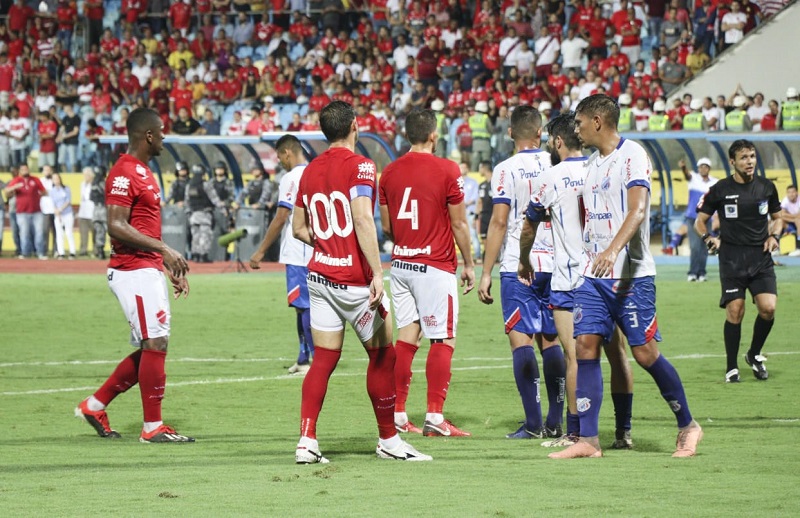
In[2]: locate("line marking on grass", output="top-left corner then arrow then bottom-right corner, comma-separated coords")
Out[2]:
2,350 -> 798,369
0,365 -> 509,396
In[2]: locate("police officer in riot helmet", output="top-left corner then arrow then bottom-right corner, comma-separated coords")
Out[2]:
90,165 -> 108,259
185,163 -> 224,263
237,166 -> 277,210
168,161 -> 190,207
211,161 -> 237,209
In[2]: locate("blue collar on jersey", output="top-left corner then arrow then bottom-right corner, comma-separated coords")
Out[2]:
563,156 -> 588,162
517,148 -> 543,154
616,137 -> 625,150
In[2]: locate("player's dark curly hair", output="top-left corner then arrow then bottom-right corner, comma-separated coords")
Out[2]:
546,112 -> 581,150
575,94 -> 620,130
276,134 -> 304,154
728,139 -> 756,160
510,105 -> 542,141
319,100 -> 356,143
405,109 -> 437,145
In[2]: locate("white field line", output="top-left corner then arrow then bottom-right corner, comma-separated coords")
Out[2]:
2,351 -> 799,397
2,350 -> 798,369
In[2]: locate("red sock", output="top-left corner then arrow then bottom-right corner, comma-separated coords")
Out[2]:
94,349 -> 142,406
139,349 -> 167,423
300,347 -> 341,439
393,340 -> 419,413
426,343 -> 454,414
366,346 -> 397,439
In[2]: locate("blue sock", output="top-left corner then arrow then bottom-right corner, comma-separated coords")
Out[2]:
611,393 -> 633,431
541,346 -> 566,429
296,311 -> 309,365
566,412 -> 580,436
644,355 -> 693,428
300,308 -> 314,360
576,359 -> 603,438
512,345 -> 542,431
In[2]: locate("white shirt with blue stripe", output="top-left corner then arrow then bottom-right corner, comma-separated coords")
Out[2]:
278,165 -> 312,267
581,137 -> 656,279
491,148 -> 553,274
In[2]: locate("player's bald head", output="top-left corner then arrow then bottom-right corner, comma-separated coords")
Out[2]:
127,108 -> 162,140
575,94 -> 620,130
405,109 -> 437,145
510,105 -> 543,141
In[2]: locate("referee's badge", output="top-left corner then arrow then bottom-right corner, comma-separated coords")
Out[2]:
758,201 -> 768,215
724,204 -> 738,218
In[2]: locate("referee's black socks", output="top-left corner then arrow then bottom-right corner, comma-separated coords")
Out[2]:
749,316 -> 775,358
724,321 -> 742,372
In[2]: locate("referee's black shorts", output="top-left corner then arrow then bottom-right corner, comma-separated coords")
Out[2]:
718,245 -> 777,308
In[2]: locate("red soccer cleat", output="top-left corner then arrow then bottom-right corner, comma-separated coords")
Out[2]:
422,419 -> 471,437
395,420 -> 423,434
74,398 -> 121,438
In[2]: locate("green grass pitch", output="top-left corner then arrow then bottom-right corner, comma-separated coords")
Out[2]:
1,265 -> 799,516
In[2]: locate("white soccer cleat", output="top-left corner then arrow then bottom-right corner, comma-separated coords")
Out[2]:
296,438 -> 329,464
376,440 -> 433,461
287,362 -> 311,376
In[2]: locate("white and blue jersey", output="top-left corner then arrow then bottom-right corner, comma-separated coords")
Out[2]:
278,165 -> 313,309
492,148 -> 556,335
685,172 -> 717,219
580,137 -> 656,280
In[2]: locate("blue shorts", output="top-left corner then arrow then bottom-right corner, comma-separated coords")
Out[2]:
286,265 -> 310,309
549,289 -> 574,310
500,272 -> 557,336
573,276 -> 662,346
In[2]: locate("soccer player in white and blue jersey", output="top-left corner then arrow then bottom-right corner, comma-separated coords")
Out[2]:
478,105 -> 566,439
250,135 -> 314,375
550,94 -> 703,459
519,113 -> 634,449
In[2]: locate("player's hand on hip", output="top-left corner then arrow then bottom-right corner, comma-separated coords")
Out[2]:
162,245 -> 189,278
517,262 -> 533,287
591,249 -> 617,278
478,274 -> 493,304
461,266 -> 475,295
249,252 -> 262,269
368,275 -> 384,310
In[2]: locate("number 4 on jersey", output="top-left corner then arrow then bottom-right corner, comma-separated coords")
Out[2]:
398,187 -> 419,230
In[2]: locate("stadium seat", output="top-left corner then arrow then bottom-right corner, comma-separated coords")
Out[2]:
236,46 -> 254,60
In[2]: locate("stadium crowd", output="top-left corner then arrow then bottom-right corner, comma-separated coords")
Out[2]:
0,0 -> 795,175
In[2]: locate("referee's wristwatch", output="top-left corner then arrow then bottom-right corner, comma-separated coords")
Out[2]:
770,234 -> 781,242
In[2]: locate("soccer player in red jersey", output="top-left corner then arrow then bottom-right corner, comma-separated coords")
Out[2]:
75,108 -> 194,443
292,101 -> 431,463
379,110 -> 475,437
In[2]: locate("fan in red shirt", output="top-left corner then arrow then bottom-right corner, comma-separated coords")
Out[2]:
582,6 -> 611,56
7,0 -> 34,34
292,101 -> 429,464
100,29 -> 120,54
355,104 -> 379,133
570,0 -> 594,30
0,53 -> 16,92
218,69 -> 241,105
121,0 -> 147,26
378,108 -> 475,436
308,85 -> 331,114
604,44 -> 631,77
37,111 -> 58,157
74,108 -> 194,444
169,0 -> 192,35
273,73 -> 294,102
548,64 -> 570,96
169,77 -> 194,115
56,1 -> 78,32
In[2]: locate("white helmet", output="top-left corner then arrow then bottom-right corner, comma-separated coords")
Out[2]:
653,100 -> 666,112
689,98 -> 703,110
733,95 -> 746,108
787,87 -> 798,98
431,99 -> 445,112
618,93 -> 632,106
474,101 -> 489,113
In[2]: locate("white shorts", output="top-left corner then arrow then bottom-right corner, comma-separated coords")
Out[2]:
390,260 -> 457,340
108,268 -> 171,346
307,272 -> 389,343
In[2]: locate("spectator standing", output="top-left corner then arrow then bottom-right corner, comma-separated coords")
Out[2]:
78,167 -> 95,256
39,165 -> 56,257
747,93 -> 770,132
781,87 -> 800,131
534,26 -> 561,79
679,157 -> 717,281
469,102 -> 493,171
3,164 -> 47,259
50,172 -> 76,259
658,49 -> 689,95
761,100 -> 780,131
56,104 -> 81,172
8,106 -> 29,168
683,98 -> 708,130
660,7 -> 685,50
720,1 -> 747,52
779,185 -> 800,254
37,111 -> 58,168
725,96 -> 752,132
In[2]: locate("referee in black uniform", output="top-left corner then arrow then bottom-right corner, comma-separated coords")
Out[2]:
694,139 -> 782,383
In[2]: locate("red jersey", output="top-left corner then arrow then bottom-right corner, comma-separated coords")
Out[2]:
6,175 -> 44,213
295,147 -> 378,286
308,93 -> 330,114
169,2 -> 191,30
106,154 -> 164,271
56,5 -> 77,30
0,62 -> 15,92
38,120 -> 58,153
379,152 -> 464,273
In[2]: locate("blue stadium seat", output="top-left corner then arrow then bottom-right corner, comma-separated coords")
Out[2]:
279,104 -> 297,129
236,46 -> 254,60
253,46 -> 269,61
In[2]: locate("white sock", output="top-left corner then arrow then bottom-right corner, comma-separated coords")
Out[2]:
394,412 -> 408,425
86,396 -> 105,411
379,434 -> 402,450
143,421 -> 163,433
426,413 -> 444,425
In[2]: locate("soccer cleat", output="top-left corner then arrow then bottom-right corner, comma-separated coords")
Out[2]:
423,419 -> 471,437
610,429 -> 634,449
395,420 -> 423,434
541,434 -> 579,448
296,439 -> 329,464
505,424 -> 544,439
74,399 -> 121,438
139,425 -> 195,443
687,275 -> 697,282
725,368 -> 740,383
376,440 -> 433,461
662,246 -> 674,256
548,441 -> 602,459
744,353 -> 768,380
697,275 -> 707,282
544,424 -> 563,438
287,362 -> 311,376
672,424 -> 703,457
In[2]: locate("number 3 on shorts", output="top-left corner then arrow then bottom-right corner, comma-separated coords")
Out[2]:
398,187 -> 419,230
